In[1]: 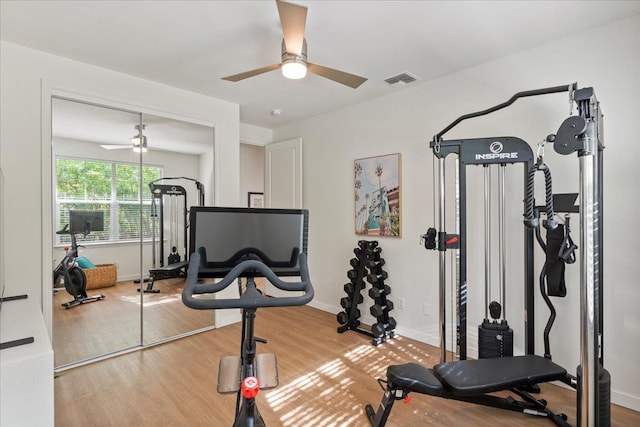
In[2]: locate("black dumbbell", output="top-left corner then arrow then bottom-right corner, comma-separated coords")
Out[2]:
366,258 -> 387,268
342,295 -> 364,308
344,283 -> 355,295
370,301 -> 394,317
336,311 -> 348,325
370,304 -> 384,317
387,317 -> 397,330
365,245 -> 381,255
367,271 -> 388,285
372,322 -> 385,337
347,269 -> 359,279
368,263 -> 385,275
349,258 -> 359,268
369,285 -> 391,299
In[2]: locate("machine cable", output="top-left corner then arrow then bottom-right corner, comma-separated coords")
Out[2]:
524,139 -> 557,230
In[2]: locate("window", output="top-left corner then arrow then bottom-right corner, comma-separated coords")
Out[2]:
55,157 -> 162,244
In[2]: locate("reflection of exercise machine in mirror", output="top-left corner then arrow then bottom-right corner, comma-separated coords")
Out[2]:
183,207 -> 314,427
138,177 -> 204,293
53,210 -> 106,309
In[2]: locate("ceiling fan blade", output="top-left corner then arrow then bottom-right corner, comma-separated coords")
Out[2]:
276,0 -> 307,55
100,144 -> 131,150
222,64 -> 282,82
307,63 -> 367,89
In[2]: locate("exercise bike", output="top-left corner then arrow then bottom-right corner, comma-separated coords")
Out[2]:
182,249 -> 314,427
53,225 -> 105,309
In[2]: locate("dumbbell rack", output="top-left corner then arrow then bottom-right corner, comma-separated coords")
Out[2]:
337,240 -> 396,346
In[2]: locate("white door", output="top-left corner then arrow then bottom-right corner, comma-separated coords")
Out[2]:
264,138 -> 302,209
264,138 -> 303,296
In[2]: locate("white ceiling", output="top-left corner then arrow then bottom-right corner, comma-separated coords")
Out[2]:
2,1 -> 640,129
52,97 -> 214,155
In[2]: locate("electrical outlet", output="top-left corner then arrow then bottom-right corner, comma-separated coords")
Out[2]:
397,297 -> 405,310
423,303 -> 431,317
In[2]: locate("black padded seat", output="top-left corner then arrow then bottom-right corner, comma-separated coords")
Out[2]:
387,363 -> 444,396
149,260 -> 189,274
433,355 -> 567,396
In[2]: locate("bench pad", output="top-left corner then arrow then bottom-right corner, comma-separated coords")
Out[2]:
433,355 -> 566,396
150,260 -> 188,274
386,363 -> 444,396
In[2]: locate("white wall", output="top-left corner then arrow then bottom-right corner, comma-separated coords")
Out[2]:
274,15 -> 640,410
0,41 -> 240,330
240,143 -> 265,206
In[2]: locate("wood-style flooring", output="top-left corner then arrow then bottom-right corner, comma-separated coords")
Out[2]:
53,278 -> 214,366
54,303 -> 639,426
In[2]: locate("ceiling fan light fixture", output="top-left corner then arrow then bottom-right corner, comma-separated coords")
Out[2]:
131,135 -> 147,153
282,59 -> 307,80
131,124 -> 148,153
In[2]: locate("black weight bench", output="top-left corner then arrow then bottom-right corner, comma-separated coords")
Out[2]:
365,355 -> 572,426
138,260 -> 189,293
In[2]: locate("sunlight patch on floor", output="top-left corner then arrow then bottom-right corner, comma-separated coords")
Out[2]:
266,356 -> 362,426
264,329 -> 441,426
118,293 -> 181,306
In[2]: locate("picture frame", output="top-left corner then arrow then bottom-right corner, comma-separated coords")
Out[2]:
248,192 -> 264,208
354,153 -> 401,237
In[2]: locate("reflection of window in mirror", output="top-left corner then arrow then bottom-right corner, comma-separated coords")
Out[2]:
55,157 -> 163,245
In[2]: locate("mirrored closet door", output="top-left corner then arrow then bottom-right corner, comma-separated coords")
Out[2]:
51,97 -> 215,369
138,113 -> 215,345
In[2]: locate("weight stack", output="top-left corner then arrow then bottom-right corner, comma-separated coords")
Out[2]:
577,365 -> 611,427
478,319 -> 513,359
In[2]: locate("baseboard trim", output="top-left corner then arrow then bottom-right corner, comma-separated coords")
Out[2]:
612,390 -> 640,412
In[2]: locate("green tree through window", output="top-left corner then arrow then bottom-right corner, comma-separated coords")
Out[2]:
55,157 -> 162,244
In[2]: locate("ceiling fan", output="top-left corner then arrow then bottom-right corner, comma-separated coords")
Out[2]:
100,124 -> 148,153
222,0 -> 367,89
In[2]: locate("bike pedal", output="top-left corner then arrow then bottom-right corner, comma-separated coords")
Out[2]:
217,356 -> 241,394
256,353 -> 279,390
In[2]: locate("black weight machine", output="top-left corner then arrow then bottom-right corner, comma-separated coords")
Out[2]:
366,84 -> 609,426
138,177 -> 204,293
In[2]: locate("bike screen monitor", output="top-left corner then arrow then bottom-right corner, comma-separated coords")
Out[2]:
69,210 -> 105,235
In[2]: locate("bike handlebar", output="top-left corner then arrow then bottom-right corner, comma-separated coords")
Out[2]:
182,250 -> 314,310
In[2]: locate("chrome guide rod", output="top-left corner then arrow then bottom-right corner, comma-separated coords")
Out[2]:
455,159 -> 461,359
499,164 -> 506,320
580,119 -> 598,427
438,156 -> 447,363
484,165 -> 491,319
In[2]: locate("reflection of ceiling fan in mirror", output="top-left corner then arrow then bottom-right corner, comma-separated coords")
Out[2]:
222,0 -> 367,89
100,124 -> 148,152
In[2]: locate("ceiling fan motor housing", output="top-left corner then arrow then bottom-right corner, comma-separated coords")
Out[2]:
281,38 -> 307,65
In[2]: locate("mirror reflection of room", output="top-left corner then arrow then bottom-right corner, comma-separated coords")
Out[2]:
51,98 -> 215,368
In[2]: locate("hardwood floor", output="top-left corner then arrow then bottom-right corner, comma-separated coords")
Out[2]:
55,305 -> 639,426
53,278 -> 214,366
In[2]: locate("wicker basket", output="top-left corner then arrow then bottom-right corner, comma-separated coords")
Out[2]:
84,263 -> 117,290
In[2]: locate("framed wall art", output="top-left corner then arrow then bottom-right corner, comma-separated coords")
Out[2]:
248,192 -> 264,208
354,153 -> 401,237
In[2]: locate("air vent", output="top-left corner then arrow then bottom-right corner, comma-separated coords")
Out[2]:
384,72 -> 419,87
